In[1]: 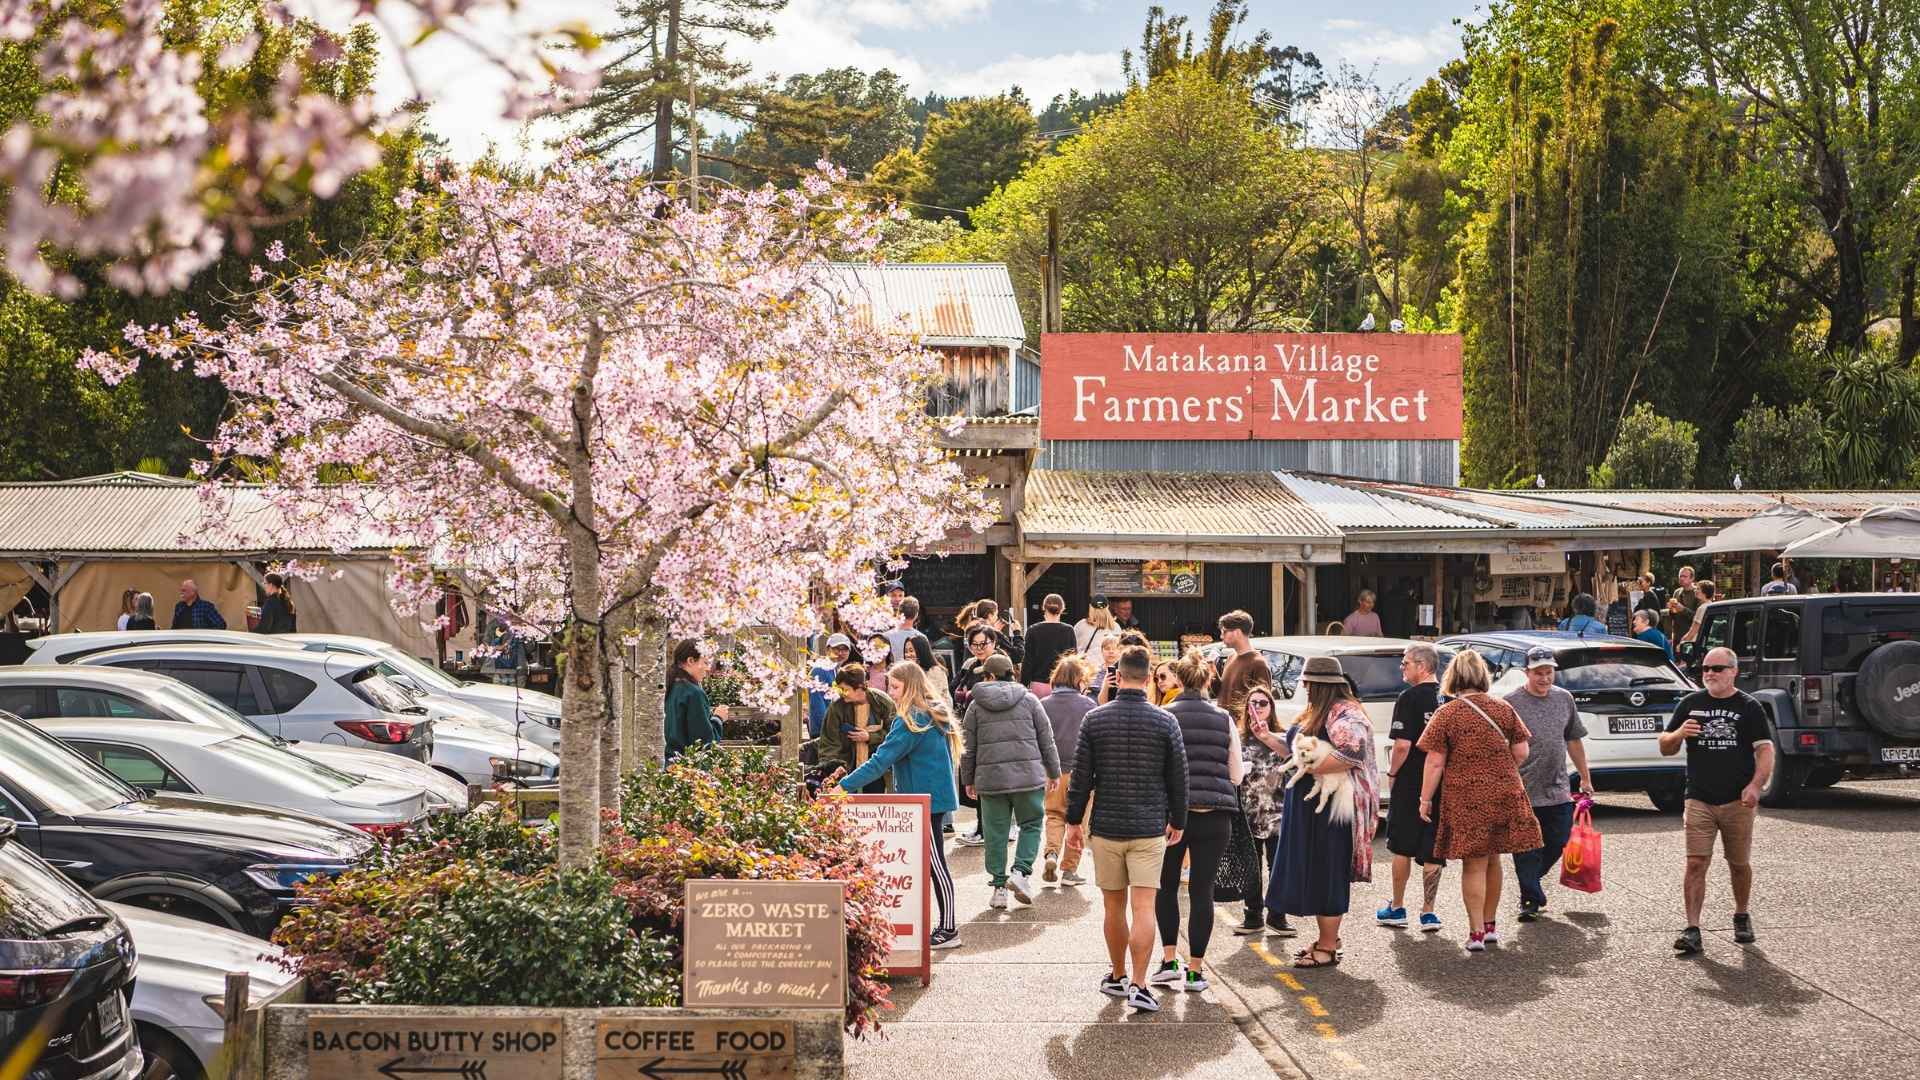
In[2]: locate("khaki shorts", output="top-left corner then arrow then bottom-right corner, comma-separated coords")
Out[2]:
1684,799 -> 1757,864
1090,834 -> 1167,891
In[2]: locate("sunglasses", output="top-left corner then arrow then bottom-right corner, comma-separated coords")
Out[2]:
1701,664 -> 1735,673
1248,698 -> 1273,710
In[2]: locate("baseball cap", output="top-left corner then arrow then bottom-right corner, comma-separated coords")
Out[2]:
1525,646 -> 1557,670
881,579 -> 905,594
1091,594 -> 1109,608
825,633 -> 852,650
983,653 -> 1015,680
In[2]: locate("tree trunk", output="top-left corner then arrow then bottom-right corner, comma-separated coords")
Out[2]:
631,604 -> 669,767
597,605 -> 637,823
651,0 -> 682,178
558,327 -> 608,869
1899,256 -> 1918,365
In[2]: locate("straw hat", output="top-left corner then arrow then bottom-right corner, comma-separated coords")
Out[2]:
1300,655 -> 1348,686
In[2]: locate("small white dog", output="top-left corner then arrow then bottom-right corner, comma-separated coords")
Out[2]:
1276,734 -> 1355,825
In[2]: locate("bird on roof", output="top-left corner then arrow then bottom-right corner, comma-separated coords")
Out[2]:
1358,312 -> 1376,331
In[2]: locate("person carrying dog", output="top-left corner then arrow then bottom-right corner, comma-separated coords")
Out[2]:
1267,656 -> 1378,969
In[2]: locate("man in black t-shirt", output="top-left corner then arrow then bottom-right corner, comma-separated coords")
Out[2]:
1376,643 -> 1447,932
1659,646 -> 1775,955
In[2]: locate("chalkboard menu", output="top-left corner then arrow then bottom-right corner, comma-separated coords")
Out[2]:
901,555 -> 990,620
1093,560 -> 1205,598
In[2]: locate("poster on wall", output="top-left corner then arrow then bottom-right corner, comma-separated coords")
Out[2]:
843,794 -> 932,985
1489,551 -> 1566,576
1093,560 -> 1205,597
1039,333 -> 1464,441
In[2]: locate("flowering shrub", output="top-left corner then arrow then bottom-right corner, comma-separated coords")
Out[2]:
276,746 -> 895,1035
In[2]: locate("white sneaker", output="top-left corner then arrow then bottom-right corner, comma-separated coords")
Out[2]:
1148,958 -> 1184,986
1007,871 -> 1034,905
989,886 -> 1010,910
1126,983 -> 1161,1012
955,830 -> 985,847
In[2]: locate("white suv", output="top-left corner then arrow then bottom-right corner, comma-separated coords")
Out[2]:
283,633 -> 562,754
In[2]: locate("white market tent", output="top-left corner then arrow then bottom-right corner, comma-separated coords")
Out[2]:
1780,506 -> 1920,560
1676,502 -> 1837,558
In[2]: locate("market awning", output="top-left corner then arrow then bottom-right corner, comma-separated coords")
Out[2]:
1781,506 -> 1920,559
1017,469 -> 1342,562
1676,502 -> 1837,557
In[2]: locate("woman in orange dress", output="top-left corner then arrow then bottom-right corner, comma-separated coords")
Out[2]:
1416,649 -> 1541,954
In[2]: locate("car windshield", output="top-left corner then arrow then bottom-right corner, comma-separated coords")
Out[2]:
1273,650 -> 1455,700
352,671 -> 418,714
1553,647 -> 1691,692
0,838 -> 105,938
148,684 -> 281,741
212,737 -> 363,794
0,720 -> 139,816
375,647 -> 464,693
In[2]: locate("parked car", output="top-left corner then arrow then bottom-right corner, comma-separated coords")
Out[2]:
36,718 -> 428,834
108,902 -> 291,1080
1680,592 -> 1920,805
1206,635 -> 1458,807
24,629 -> 272,666
1439,631 -> 1693,810
285,633 -> 563,753
0,819 -> 143,1080
0,666 -> 470,813
0,712 -> 372,937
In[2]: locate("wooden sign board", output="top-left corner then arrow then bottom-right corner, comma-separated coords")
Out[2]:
683,880 -> 847,1010
597,1019 -> 796,1080
305,1015 -> 561,1080
844,794 -> 932,984
1490,551 -> 1566,576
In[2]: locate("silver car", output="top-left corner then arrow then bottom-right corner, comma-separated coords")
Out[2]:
76,644 -> 555,786
109,902 -> 292,1080
0,666 -> 471,812
36,718 -> 427,834
285,633 -> 563,753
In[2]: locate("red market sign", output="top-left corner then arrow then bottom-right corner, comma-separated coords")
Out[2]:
1039,333 -> 1463,441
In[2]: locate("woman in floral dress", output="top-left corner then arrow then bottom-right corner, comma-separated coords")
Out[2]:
1235,683 -> 1295,938
1267,657 -> 1379,968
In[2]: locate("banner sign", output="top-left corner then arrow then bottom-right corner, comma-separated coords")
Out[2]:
1093,559 -> 1205,597
1490,551 -> 1566,576
843,794 -> 932,985
683,880 -> 847,1009
1039,333 -> 1463,441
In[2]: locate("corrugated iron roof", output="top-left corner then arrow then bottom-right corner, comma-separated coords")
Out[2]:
1544,489 -> 1920,524
0,483 -> 398,555
1359,482 -> 1703,530
1273,472 -> 1489,530
826,262 -> 1027,346
1020,470 -> 1340,543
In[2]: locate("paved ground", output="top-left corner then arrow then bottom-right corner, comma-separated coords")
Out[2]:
848,780 -> 1920,1080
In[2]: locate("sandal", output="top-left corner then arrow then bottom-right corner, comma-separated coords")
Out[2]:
1292,946 -> 1340,969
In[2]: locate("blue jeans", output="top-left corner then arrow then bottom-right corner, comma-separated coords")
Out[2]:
1512,801 -> 1576,907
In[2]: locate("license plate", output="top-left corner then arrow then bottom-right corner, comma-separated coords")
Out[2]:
96,991 -> 127,1041
1608,715 -> 1663,735
1882,747 -> 1920,763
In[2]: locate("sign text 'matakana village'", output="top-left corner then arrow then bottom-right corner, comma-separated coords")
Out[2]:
1039,333 -> 1464,442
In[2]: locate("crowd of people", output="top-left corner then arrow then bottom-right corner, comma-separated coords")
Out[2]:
661,584 -> 1775,1009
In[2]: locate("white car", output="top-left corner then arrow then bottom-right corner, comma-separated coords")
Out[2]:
1216,635 -> 1460,809
24,628 -> 272,666
36,718 -> 428,834
110,901 -> 292,1080
76,644 -> 555,786
284,633 -> 562,753
0,666 -> 470,812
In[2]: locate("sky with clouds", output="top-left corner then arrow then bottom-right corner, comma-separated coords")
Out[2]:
316,0 -> 1484,161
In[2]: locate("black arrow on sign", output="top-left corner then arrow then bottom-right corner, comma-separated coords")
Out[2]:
638,1058 -> 749,1080
377,1060 -> 488,1080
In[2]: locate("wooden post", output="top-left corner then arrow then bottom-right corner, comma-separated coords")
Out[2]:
1432,554 -> 1446,634
222,971 -> 250,1080
1270,562 -> 1287,637
1007,556 -> 1029,630
1302,567 -> 1318,634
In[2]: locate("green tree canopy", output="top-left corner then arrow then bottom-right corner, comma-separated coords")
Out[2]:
1589,402 -> 1699,489
914,95 -> 1040,222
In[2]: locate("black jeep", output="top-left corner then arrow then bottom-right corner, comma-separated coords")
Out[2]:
1680,593 -> 1920,806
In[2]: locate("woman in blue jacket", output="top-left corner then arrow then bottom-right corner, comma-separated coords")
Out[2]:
664,639 -> 727,761
835,660 -> 963,950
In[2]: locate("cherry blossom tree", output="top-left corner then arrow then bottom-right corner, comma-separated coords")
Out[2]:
2,0 -> 598,297
84,151 -> 993,867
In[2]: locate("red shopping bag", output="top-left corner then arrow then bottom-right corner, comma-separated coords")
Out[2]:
1559,798 -> 1603,893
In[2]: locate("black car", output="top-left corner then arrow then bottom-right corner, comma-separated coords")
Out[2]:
1681,592 -> 1920,805
1439,630 -> 1693,811
1,819 -> 143,1080
0,714 -> 372,939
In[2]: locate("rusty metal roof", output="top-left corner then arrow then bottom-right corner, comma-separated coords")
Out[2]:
1360,482 -> 1702,530
0,483 -> 399,556
1542,489 -> 1920,525
1273,472 -> 1489,530
1019,470 -> 1340,544
827,262 -> 1027,346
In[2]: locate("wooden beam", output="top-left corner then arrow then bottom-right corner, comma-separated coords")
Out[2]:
1432,554 -> 1445,634
1270,562 -> 1287,637
1029,561 -> 1054,582
1303,568 -> 1319,634
936,421 -> 1041,452
234,560 -> 268,589
1008,557 -> 1030,627
1018,539 -> 1342,563
16,560 -> 51,594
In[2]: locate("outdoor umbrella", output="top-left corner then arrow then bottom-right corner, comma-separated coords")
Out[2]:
1779,506 -> 1920,559
1676,502 -> 1836,557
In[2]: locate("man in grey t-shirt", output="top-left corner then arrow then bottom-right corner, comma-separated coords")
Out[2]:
1503,646 -> 1596,921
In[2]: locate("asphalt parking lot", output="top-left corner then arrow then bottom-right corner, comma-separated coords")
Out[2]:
1219,780 -> 1920,1080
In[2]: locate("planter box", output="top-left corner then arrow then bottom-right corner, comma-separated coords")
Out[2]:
261,1004 -> 845,1080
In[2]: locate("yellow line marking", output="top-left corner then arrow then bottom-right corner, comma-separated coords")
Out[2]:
1276,972 -> 1304,991
1316,1022 -> 1340,1041
1299,994 -> 1329,1017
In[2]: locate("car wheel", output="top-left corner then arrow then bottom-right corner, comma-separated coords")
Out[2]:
1759,743 -> 1809,808
140,1023 -> 207,1080
1804,766 -> 1844,790
1647,785 -> 1686,813
112,891 -> 237,931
